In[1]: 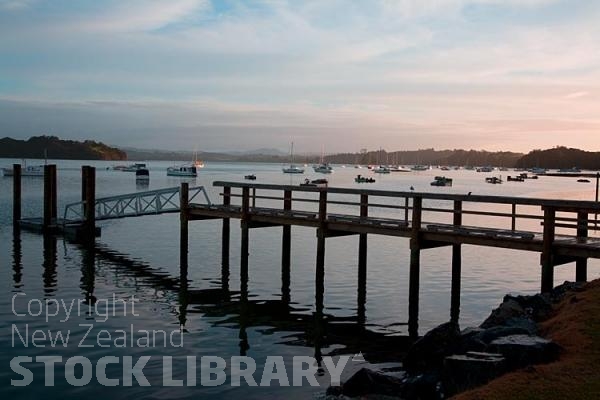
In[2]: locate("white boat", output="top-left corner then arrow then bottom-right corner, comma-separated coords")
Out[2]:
193,151 -> 205,169
313,163 -> 333,174
121,163 -> 147,172
2,163 -> 45,177
411,165 -> 430,171
390,166 -> 411,172
283,142 -> 305,174
167,165 -> 198,177
373,165 -> 391,174
300,178 -> 328,188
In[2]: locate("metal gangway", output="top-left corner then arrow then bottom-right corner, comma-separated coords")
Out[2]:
63,186 -> 211,224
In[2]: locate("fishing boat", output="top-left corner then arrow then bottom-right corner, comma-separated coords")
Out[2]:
283,142 -> 305,174
355,175 -> 375,183
476,166 -> 493,173
577,179 -> 591,183
244,174 -> 257,180
507,175 -> 525,182
411,165 -> 429,171
300,178 -> 328,188
430,176 -> 453,187
167,164 -> 197,177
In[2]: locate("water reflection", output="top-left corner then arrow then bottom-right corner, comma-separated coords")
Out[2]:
42,235 -> 57,296
12,229 -> 23,290
80,244 -> 96,305
67,243 -> 412,364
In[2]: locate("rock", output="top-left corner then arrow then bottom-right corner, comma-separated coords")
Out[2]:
475,325 -> 535,344
401,373 -> 442,400
551,281 -> 586,302
442,352 -> 506,396
333,368 -> 405,398
489,334 -> 561,369
480,297 -> 526,328
404,322 -> 461,374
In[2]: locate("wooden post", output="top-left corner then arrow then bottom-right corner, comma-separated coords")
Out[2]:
240,187 -> 250,283
404,197 -> 409,223
315,190 -> 327,311
451,200 -> 462,323
409,196 -> 422,338
576,211 -> 588,282
541,207 -> 556,293
222,186 -> 231,269
43,165 -> 52,229
13,164 -> 21,226
511,203 -> 516,231
84,166 -> 96,237
50,165 -> 57,220
358,193 -> 368,326
81,166 -> 88,203
282,189 -> 292,304
180,182 -> 189,265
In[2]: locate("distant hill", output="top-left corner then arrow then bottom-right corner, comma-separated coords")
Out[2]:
0,136 -> 127,160
325,148 -> 523,167
515,147 -> 600,169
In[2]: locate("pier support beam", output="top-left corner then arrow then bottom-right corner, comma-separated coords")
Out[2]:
43,165 -> 57,229
222,186 -> 231,269
180,183 -> 189,266
13,164 -> 21,226
451,200 -> 462,323
576,211 -> 588,282
240,187 -> 250,283
315,190 -> 327,310
358,193 -> 368,325
409,196 -> 422,339
541,207 -> 556,293
282,190 -> 292,304
83,166 -> 96,240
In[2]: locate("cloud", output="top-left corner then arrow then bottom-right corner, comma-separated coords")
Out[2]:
564,91 -> 589,100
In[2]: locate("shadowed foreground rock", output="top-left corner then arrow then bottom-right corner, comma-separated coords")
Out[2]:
326,282 -> 581,399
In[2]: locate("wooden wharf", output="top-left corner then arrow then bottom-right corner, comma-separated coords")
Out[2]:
8,165 -> 600,337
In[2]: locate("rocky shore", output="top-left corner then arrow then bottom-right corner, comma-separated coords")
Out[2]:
327,281 -> 593,399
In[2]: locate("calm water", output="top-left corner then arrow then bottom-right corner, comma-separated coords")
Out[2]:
1,159 -> 599,399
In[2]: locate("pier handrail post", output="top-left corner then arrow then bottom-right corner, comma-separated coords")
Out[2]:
451,199 -> 462,323
13,164 -> 21,226
409,196 -> 423,338
241,187 -> 250,218
240,187 -> 250,283
541,206 -> 556,293
576,211 -> 588,282
404,197 -> 409,223
180,182 -> 189,263
318,189 -> 328,224
222,186 -> 231,269
315,189 -> 328,313
282,189 -> 292,304
358,193 -> 369,325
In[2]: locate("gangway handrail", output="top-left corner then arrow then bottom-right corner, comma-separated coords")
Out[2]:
63,186 -> 211,225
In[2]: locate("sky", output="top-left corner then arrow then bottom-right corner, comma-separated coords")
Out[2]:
1,0 -> 600,153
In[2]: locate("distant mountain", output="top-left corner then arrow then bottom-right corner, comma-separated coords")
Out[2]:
0,136 -> 126,160
515,147 -> 600,169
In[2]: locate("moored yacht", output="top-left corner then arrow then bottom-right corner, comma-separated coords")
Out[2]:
167,164 -> 197,177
